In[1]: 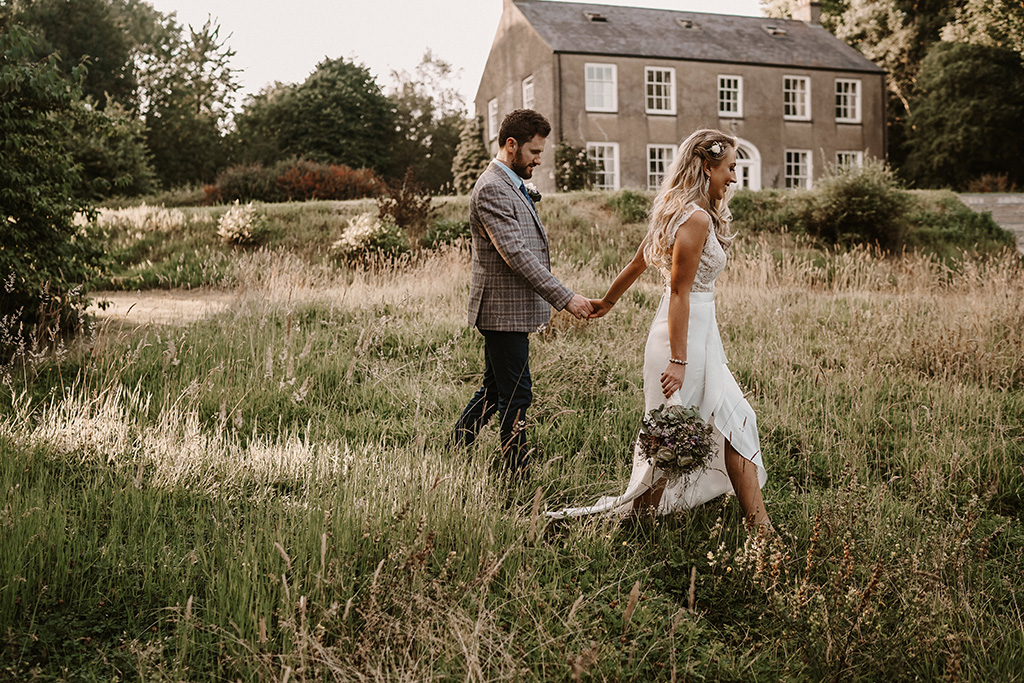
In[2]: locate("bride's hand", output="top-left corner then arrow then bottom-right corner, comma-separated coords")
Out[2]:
660,363 -> 686,398
588,298 -> 614,319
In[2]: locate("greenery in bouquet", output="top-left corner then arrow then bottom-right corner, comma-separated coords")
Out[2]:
639,404 -> 715,480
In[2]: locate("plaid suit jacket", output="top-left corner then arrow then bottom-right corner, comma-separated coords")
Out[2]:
467,161 -> 574,332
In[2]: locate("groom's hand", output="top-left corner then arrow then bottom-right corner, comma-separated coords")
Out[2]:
565,294 -> 594,319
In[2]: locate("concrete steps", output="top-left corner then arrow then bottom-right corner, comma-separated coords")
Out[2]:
957,193 -> 1024,253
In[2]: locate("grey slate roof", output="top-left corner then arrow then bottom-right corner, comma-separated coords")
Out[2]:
514,0 -> 885,74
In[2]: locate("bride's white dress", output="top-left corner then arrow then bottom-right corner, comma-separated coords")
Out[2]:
549,204 -> 767,519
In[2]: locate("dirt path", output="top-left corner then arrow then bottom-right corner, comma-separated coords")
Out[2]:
89,289 -> 238,327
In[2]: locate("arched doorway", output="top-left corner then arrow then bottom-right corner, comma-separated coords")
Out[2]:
734,138 -> 761,191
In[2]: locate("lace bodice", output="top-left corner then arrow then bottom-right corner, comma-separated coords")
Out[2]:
660,204 -> 726,293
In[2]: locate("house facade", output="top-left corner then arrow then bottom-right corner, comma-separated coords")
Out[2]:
475,0 -> 886,194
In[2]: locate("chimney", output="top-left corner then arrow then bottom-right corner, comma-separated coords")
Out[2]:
793,0 -> 821,24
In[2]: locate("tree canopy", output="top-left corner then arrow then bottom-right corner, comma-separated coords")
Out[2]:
7,0 -> 137,108
5,0 -> 238,191
386,51 -> 466,191
281,57 -> 394,171
231,57 -> 394,173
138,17 -> 240,187
903,42 -> 1024,189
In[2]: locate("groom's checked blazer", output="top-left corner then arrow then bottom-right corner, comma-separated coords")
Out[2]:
467,161 -> 574,332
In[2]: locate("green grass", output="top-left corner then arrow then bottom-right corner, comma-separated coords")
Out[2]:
2,195 -> 1024,680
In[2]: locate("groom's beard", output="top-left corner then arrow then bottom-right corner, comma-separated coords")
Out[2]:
511,150 -> 536,179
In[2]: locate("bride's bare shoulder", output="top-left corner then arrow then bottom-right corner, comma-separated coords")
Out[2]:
673,205 -> 711,245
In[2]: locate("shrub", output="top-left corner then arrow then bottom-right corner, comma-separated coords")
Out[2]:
554,142 -> 595,192
134,184 -> 207,208
966,174 -> 1017,193
729,189 -> 809,234
276,160 -> 382,202
905,192 -> 1017,255
376,169 -> 436,248
451,116 -> 490,195
210,163 -> 283,204
208,159 -> 383,204
216,201 -> 268,246
607,189 -> 651,223
422,218 -> 471,249
331,212 -> 409,262
803,159 -> 910,251
94,204 -> 189,235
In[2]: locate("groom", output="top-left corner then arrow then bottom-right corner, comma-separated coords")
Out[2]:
450,109 -> 593,480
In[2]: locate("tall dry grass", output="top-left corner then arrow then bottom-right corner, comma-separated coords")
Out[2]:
1,226 -> 1022,680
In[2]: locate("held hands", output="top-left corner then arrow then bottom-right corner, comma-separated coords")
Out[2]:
587,298 -> 614,319
565,294 -> 595,320
660,362 -> 686,398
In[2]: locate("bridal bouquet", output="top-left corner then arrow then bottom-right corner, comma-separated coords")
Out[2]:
639,404 -> 715,480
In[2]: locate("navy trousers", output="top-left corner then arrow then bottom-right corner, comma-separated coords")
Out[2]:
451,329 -> 532,478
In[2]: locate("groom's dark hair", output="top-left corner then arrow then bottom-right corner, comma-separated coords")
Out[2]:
499,109 -> 551,147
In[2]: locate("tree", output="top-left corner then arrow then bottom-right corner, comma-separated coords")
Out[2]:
137,16 -> 238,187
68,99 -> 156,198
138,17 -> 240,187
7,0 -> 137,109
4,1 -> 238,192
386,50 -> 466,192
279,57 -> 394,171
903,42 -> 1024,189
230,81 -> 294,166
230,57 -> 394,173
0,25 -> 100,338
940,0 -> 1024,55
451,116 -> 490,194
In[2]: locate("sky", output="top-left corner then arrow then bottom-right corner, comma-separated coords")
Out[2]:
147,0 -> 766,109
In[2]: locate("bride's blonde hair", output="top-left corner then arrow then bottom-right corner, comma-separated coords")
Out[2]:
643,129 -> 737,273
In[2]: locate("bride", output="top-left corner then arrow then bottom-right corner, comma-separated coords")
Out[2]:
549,129 -> 770,529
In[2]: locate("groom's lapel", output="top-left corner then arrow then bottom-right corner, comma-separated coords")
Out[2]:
493,164 -> 542,227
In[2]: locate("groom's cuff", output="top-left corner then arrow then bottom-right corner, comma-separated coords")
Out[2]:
549,286 -> 574,311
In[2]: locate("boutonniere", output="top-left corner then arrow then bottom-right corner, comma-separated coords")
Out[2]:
525,182 -> 542,203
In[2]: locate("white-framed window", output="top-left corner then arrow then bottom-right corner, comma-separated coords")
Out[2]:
645,67 -> 676,114
585,63 -> 617,112
718,75 -> 743,117
835,78 -> 861,123
784,149 -> 812,189
488,98 -> 498,140
587,142 -> 620,190
522,76 -> 535,110
647,144 -> 676,189
783,76 -> 811,120
836,150 -> 864,171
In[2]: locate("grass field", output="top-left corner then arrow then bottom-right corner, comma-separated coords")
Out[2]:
2,193 -> 1023,681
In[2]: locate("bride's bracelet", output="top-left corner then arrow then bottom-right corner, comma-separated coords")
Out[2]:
668,358 -> 688,366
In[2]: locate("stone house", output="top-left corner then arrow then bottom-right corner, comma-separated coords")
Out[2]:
475,0 -> 886,193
